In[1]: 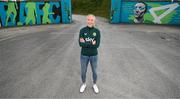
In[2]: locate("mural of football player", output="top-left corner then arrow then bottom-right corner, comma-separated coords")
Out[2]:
134,2 -> 147,23
42,3 -> 53,24
5,2 -> 18,26
25,2 -> 37,25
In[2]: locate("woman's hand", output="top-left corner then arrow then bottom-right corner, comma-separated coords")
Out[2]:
80,38 -> 85,43
92,40 -> 96,45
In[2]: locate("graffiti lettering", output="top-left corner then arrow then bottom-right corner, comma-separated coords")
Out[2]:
149,3 -> 179,24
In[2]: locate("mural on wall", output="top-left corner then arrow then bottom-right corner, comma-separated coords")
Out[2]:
127,2 -> 180,24
6,2 -> 18,26
133,2 -> 147,23
0,0 -> 72,28
111,0 -> 180,25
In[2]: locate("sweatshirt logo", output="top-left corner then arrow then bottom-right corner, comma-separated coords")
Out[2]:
93,32 -> 96,36
84,33 -> 87,35
85,37 -> 94,42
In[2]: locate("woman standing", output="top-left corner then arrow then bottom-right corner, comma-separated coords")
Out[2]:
79,14 -> 101,94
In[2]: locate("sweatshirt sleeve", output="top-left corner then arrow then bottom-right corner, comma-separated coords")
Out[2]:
79,29 -> 91,48
88,29 -> 101,48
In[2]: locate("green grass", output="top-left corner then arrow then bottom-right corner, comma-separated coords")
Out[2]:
72,0 -> 111,19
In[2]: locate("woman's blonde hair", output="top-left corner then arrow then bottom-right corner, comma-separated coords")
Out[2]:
87,14 -> 96,26
87,14 -> 96,21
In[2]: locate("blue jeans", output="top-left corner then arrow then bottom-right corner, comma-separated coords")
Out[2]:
80,55 -> 98,84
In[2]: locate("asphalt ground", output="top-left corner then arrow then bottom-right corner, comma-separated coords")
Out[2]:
0,15 -> 180,98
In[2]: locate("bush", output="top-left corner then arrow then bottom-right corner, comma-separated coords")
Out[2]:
72,0 -> 110,19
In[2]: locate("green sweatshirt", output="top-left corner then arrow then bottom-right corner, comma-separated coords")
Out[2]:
79,26 -> 101,56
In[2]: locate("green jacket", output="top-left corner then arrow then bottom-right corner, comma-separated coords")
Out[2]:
79,26 -> 101,56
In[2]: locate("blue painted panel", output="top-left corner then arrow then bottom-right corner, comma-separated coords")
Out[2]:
0,0 -> 72,28
61,0 -> 72,23
110,0 -> 122,23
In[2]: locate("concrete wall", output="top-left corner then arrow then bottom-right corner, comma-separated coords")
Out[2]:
111,0 -> 180,25
0,0 -> 72,28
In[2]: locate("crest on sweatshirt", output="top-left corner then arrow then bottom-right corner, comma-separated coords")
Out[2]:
93,32 -> 96,36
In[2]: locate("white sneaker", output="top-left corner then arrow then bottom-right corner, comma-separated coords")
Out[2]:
80,83 -> 86,93
93,84 -> 99,94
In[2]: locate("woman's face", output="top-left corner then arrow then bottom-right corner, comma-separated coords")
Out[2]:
87,16 -> 95,28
